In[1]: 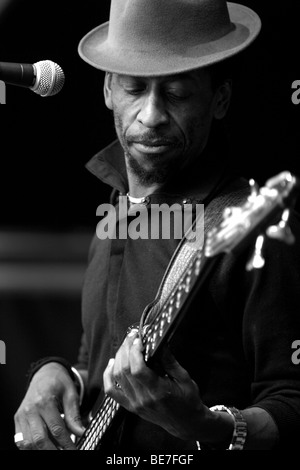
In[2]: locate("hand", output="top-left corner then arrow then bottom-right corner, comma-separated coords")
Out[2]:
103,329 -> 213,442
14,362 -> 85,450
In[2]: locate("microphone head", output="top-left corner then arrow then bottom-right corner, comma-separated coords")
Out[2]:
32,60 -> 65,97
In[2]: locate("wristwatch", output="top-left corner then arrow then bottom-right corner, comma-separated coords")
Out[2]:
209,405 -> 247,450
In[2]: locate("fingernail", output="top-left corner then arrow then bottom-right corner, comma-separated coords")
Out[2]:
108,358 -> 115,367
128,328 -> 139,337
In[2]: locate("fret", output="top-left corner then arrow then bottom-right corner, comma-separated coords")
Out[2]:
77,396 -> 120,450
142,251 -> 203,362
195,257 -> 201,276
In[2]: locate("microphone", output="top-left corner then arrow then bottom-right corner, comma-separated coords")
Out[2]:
0,60 -> 65,97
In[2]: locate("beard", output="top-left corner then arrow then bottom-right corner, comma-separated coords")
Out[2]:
113,111 -> 183,187
125,150 -> 174,186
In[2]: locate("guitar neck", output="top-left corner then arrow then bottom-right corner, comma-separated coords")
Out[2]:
142,254 -> 219,364
76,395 -> 121,450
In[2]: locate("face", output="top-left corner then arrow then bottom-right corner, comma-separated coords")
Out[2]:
104,69 -> 231,186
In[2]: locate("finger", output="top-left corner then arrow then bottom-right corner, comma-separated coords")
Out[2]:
14,419 -> 34,450
129,338 -> 168,394
103,358 -> 121,393
129,338 -> 160,391
15,412 -> 57,450
40,402 -> 77,450
27,413 -> 58,450
130,339 -> 192,402
62,387 -> 85,437
130,336 -> 154,378
129,337 -> 147,375
112,330 -> 139,384
113,339 -> 139,399
103,358 -> 127,402
130,338 -> 164,387
104,356 -> 135,401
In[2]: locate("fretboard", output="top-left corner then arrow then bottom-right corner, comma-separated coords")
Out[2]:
76,395 -> 120,450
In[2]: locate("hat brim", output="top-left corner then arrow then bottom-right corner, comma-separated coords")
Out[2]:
78,2 -> 261,76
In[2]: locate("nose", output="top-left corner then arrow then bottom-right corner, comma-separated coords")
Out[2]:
137,92 -> 169,128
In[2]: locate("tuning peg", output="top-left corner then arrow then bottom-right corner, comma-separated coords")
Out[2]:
266,209 -> 295,245
246,234 -> 265,271
248,178 -> 260,201
222,206 -> 242,221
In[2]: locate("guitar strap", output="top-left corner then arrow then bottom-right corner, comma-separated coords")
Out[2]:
140,176 -> 250,327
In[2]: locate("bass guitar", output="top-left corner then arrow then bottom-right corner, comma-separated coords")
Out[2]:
75,170 -> 299,451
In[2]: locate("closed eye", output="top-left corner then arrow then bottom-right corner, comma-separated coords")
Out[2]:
166,91 -> 192,102
125,88 -> 146,95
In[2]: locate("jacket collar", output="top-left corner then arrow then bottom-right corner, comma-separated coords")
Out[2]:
86,140 -> 129,195
85,134 -> 231,204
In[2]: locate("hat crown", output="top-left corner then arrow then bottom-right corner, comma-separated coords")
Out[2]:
78,1 -> 261,76
108,0 -> 234,51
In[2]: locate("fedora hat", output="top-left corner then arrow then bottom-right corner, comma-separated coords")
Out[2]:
78,0 -> 261,76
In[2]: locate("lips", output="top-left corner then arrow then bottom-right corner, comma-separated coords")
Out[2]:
136,140 -> 173,146
133,142 -> 173,154
130,139 -> 177,155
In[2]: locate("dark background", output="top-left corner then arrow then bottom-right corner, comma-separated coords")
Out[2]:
0,0 -> 299,451
0,0 -> 299,228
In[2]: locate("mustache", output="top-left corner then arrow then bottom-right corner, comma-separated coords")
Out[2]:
127,133 -> 181,147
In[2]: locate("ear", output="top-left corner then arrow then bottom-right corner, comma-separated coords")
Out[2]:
103,72 -> 113,110
213,80 -> 232,120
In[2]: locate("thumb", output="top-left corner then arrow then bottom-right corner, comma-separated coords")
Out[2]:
63,389 -> 86,437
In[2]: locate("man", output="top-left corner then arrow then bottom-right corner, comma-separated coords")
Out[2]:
14,0 -> 300,451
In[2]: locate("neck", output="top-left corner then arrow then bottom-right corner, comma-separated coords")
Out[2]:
127,170 -> 163,198
127,182 -> 160,199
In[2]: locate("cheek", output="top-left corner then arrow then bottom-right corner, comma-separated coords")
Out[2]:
112,99 -> 138,134
176,93 -> 214,129
179,107 -> 213,145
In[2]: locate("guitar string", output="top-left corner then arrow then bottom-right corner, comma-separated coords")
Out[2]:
77,396 -> 119,450
141,251 -> 202,359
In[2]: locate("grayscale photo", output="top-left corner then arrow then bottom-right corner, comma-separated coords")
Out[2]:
0,0 -> 300,457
